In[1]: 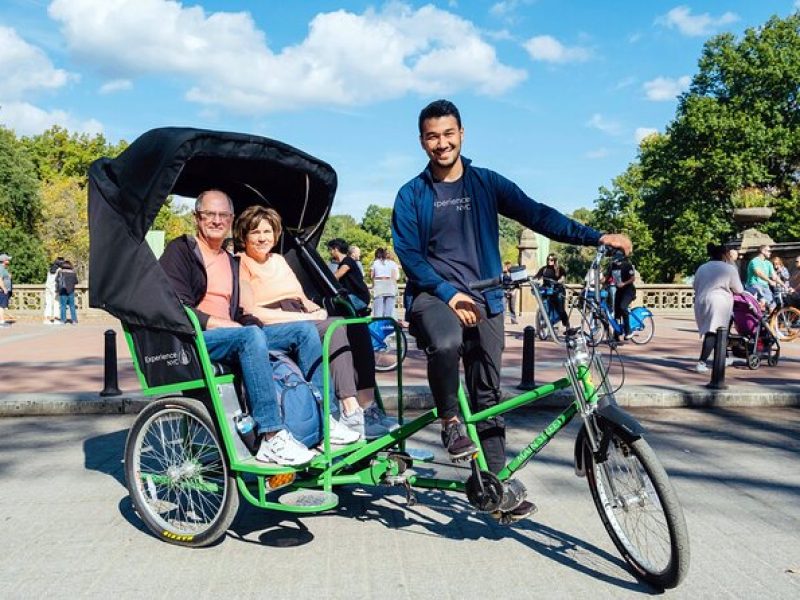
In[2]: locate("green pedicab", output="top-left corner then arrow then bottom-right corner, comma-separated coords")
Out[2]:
88,128 -> 689,590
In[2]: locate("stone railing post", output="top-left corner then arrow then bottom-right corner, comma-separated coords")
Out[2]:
517,228 -> 539,313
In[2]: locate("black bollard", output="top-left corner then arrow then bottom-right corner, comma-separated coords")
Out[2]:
707,326 -> 728,390
100,329 -> 122,397
517,325 -> 536,390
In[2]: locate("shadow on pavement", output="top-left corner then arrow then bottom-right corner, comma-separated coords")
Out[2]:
84,428 -> 128,487
228,481 -> 658,593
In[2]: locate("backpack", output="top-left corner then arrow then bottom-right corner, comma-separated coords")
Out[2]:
269,351 -> 322,448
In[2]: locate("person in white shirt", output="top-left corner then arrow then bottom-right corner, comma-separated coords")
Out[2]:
370,248 -> 400,319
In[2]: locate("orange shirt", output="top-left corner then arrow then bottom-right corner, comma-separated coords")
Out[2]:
239,253 -> 304,305
197,241 -> 233,320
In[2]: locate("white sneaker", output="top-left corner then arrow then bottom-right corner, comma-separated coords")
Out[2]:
327,415 -> 360,445
256,430 -> 315,466
725,357 -> 735,367
694,361 -> 709,373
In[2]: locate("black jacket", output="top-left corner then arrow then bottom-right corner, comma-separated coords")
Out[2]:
159,234 -> 261,330
57,269 -> 79,295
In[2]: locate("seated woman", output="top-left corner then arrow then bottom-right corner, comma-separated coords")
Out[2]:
234,206 -> 395,440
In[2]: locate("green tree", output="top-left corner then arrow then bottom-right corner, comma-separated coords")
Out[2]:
0,127 -> 45,282
0,127 -> 41,233
0,226 -> 47,284
39,175 -> 89,279
595,13 -> 800,281
21,126 -> 127,182
153,197 -> 195,243
360,204 -> 392,241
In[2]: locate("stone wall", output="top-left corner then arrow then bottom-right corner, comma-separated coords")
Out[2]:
7,283 -> 696,316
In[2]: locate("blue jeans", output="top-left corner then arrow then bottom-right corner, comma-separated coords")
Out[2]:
261,322 -> 338,416
203,326 -> 281,435
59,293 -> 77,322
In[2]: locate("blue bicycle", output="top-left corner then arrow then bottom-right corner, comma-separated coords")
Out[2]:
535,279 -> 568,342
575,256 -> 655,346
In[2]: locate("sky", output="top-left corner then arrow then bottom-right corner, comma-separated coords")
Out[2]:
1,0 -> 799,219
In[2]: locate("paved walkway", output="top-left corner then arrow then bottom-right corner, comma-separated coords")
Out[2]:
0,312 -> 798,414
1,408 -> 799,597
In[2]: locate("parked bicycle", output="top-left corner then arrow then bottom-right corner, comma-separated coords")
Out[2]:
572,255 -> 655,346
534,277 -> 568,342
769,286 -> 800,342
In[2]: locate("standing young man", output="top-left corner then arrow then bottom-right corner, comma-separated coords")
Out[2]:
392,99 -> 631,520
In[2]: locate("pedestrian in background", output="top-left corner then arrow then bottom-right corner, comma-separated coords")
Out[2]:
370,247 -> 399,319
0,253 -> 13,327
348,245 -> 365,275
43,257 -> 63,325
502,261 -> 519,325
692,242 -> 743,373
57,260 -> 79,324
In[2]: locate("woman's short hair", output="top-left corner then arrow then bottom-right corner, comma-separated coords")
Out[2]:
233,205 -> 282,250
375,247 -> 386,260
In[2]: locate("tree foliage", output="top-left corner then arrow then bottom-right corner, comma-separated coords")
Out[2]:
0,125 -> 193,283
594,13 -> 800,282
39,175 -> 89,279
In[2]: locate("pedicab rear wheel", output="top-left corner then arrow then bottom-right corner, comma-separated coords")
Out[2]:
124,397 -> 239,547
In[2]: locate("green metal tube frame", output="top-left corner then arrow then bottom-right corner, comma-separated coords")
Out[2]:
126,308 -> 599,512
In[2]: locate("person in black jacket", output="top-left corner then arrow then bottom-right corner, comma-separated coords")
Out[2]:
56,260 -> 79,324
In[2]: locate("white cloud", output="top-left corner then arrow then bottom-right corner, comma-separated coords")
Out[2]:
586,113 -> 622,136
643,75 -> 690,101
0,26 -> 72,99
523,35 -> 592,63
0,101 -> 103,136
48,0 -> 526,114
585,147 -> 609,159
99,79 -> 133,94
634,127 -> 658,144
657,5 -> 739,37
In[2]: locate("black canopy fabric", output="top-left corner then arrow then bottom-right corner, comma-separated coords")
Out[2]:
88,127 -> 338,334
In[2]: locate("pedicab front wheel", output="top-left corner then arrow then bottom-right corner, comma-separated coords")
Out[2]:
124,397 -> 239,547
583,430 -> 690,589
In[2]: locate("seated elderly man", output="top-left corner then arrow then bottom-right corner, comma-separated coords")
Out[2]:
160,189 -> 356,466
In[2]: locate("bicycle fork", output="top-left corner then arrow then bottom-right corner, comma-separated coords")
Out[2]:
565,350 -> 627,507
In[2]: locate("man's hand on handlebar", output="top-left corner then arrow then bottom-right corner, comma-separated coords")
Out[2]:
599,233 -> 633,256
448,292 -> 481,327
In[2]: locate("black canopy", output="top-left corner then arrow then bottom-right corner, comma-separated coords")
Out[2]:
88,127 -> 338,334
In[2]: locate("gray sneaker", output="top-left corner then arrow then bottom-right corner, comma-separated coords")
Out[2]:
340,406 -> 390,440
364,403 -> 399,432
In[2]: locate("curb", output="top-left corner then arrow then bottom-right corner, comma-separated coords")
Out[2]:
2,383 -> 799,417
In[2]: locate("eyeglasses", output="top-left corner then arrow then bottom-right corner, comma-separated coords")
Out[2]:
196,210 -> 233,221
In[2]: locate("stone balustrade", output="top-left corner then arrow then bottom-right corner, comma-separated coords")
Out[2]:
7,283 -> 696,316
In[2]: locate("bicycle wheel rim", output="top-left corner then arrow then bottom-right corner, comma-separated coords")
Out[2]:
630,315 -> 654,344
131,408 -> 229,536
593,436 -> 673,575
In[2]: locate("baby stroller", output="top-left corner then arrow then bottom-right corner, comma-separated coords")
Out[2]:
728,292 -> 780,369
